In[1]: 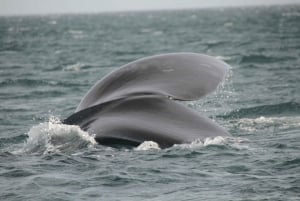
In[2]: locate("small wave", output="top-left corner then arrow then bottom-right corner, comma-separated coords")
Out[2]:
223,22 -> 234,27
174,136 -> 250,150
239,54 -> 294,64
63,63 -> 92,71
68,30 -> 87,39
282,12 -> 300,17
0,78 -> 50,88
215,55 -> 232,62
22,117 -> 96,155
152,31 -> 164,36
48,20 -> 57,25
220,102 -> 300,119
228,116 -> 300,132
205,40 -> 226,48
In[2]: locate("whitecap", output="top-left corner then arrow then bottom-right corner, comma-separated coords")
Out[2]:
152,31 -> 163,36
215,55 -> 232,62
140,28 -> 151,33
63,63 -> 85,71
68,30 -> 86,39
48,20 -> 57,25
223,22 -> 233,27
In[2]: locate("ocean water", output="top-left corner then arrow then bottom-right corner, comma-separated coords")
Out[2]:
1,5 -> 300,201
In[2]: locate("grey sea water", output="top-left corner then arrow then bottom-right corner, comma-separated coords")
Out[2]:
1,5 -> 300,201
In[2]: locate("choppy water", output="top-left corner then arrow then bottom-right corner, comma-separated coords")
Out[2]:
1,5 -> 300,201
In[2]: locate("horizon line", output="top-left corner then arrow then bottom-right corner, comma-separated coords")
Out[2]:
0,2 -> 299,17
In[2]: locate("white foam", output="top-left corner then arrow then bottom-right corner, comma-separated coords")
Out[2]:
63,63 -> 85,71
203,136 -> 226,145
231,116 -> 300,132
215,55 -> 232,62
135,136 -> 250,151
48,20 -> 57,25
176,136 -> 226,149
68,30 -> 86,39
135,141 -> 161,151
223,22 -> 233,27
175,136 -> 250,150
23,116 -> 96,154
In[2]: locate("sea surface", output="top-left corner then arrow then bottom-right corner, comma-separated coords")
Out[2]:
0,5 -> 300,201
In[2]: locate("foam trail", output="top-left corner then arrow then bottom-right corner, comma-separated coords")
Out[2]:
23,116 -> 96,154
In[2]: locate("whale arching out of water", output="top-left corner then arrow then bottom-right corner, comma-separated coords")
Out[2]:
63,53 -> 231,148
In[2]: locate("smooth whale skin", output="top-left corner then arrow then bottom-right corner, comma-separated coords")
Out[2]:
64,53 -> 231,148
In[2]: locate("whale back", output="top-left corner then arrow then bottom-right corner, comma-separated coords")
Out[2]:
64,53 -> 230,148
75,53 -> 229,112
64,95 -> 229,148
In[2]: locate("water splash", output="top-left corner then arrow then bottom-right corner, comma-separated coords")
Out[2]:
23,116 -> 96,154
135,141 -> 161,151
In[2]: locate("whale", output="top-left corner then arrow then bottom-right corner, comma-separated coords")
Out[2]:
63,53 -> 231,148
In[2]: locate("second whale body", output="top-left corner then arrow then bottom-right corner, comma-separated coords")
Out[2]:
63,53 -> 231,148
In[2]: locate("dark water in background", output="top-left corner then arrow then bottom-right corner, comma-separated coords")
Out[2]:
1,5 -> 300,201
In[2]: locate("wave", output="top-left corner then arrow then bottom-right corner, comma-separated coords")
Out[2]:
173,136 -> 250,150
0,78 -> 87,91
204,40 -> 226,48
68,29 -> 87,39
0,78 -> 50,88
22,117 -> 96,155
62,63 -> 95,71
215,55 -> 233,62
220,102 -> 300,119
239,54 -> 295,64
226,116 -> 300,133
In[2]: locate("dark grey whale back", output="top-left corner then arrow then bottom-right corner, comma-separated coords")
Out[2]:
64,53 -> 230,148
